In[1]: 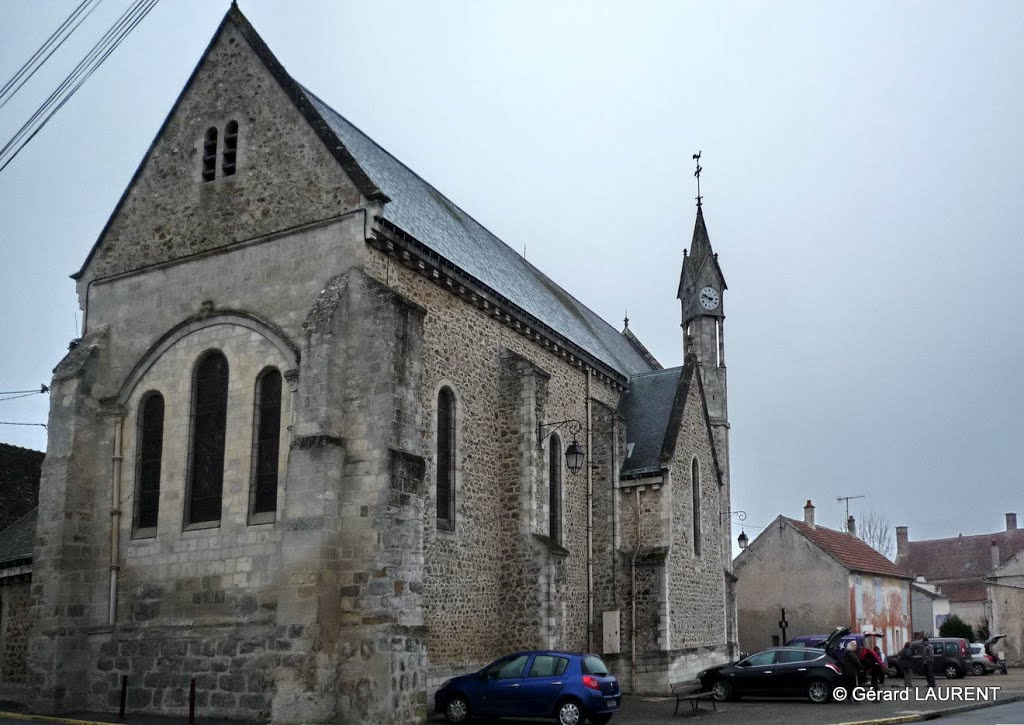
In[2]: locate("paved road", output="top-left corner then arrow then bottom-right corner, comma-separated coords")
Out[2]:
940,699 -> 1024,724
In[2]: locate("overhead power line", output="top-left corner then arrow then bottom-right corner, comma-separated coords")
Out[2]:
0,385 -> 49,395
0,0 -> 105,111
0,0 -> 161,174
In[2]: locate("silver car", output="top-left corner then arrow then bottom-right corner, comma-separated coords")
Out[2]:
968,643 -> 998,675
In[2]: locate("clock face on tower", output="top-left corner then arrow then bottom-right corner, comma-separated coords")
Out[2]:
699,286 -> 720,311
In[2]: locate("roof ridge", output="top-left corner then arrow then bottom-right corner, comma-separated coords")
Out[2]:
628,366 -> 684,380
0,442 -> 44,455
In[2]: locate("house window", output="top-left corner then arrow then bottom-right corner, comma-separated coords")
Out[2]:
222,120 -> 238,176
186,350 -> 229,525
202,127 -> 217,181
692,457 -> 701,555
436,387 -> 455,529
250,368 -> 282,520
549,433 -> 562,544
134,392 -> 164,534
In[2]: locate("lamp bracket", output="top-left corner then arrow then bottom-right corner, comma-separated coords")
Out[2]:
721,510 -> 747,523
537,418 -> 584,444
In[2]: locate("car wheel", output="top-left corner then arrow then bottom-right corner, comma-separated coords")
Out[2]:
589,715 -> 613,725
944,664 -> 960,680
807,679 -> 830,704
556,698 -> 583,725
711,680 -> 733,702
972,663 -> 986,676
443,695 -> 470,724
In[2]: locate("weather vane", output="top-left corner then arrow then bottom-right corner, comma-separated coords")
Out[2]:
693,151 -> 703,208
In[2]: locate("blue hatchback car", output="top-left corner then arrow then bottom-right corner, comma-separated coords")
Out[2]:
434,650 -> 620,724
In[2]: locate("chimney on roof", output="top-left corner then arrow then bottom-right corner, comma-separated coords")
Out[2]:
992,539 -> 1001,570
804,500 -> 815,529
1007,513 -> 1018,531
847,515 -> 857,536
896,526 -> 909,558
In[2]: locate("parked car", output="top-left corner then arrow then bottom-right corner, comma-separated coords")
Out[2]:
968,643 -> 998,675
886,638 -> 970,680
434,651 -> 620,725
698,627 -> 849,704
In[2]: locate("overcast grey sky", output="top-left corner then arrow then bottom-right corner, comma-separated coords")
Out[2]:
1,0 -> 1022,545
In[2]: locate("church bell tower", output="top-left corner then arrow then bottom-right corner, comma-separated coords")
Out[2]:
677,153 -> 731,567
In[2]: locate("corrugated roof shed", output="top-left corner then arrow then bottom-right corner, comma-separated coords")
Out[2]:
785,517 -> 912,579
0,442 -> 43,530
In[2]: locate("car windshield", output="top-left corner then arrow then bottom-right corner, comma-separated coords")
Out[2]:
582,655 -> 609,676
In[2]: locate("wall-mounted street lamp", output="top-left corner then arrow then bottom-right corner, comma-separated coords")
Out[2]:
722,510 -> 761,559
538,419 -> 587,475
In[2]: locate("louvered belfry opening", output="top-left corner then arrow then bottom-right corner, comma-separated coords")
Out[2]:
222,120 -> 238,176
202,126 -> 217,181
187,351 -> 229,524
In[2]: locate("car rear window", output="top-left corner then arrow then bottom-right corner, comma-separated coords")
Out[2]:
528,655 -> 569,678
582,655 -> 609,676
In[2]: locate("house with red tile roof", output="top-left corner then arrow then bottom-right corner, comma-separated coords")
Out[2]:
896,513 -> 1024,635
735,500 -> 913,655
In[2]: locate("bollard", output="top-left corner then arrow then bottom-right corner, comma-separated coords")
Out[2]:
118,675 -> 128,720
189,677 -> 196,725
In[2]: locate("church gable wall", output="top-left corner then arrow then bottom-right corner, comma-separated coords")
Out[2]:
79,19 -> 362,289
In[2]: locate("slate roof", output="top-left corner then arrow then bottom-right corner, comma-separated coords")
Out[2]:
0,442 -> 43,530
620,367 -> 684,475
0,507 -> 36,568
302,88 -> 655,378
896,529 -> 1024,603
785,517 -> 912,580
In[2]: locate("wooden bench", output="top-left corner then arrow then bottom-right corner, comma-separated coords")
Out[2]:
670,680 -> 717,716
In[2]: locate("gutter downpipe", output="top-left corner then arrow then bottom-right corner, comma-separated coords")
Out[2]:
586,371 -> 594,653
109,417 -> 124,625
631,486 -> 642,694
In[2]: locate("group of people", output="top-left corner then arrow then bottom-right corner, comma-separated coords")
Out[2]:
837,637 -> 940,702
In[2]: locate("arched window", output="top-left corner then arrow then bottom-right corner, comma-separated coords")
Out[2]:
250,368 -> 282,520
549,433 -> 562,543
187,351 -> 229,525
222,120 -> 238,177
692,457 -> 702,555
202,127 -> 218,182
134,392 -> 164,534
436,388 -> 455,529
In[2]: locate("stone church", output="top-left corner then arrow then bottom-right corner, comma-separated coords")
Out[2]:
20,5 -> 738,723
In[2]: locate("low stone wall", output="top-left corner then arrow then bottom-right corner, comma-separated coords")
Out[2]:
85,622 -> 295,720
607,644 -> 731,694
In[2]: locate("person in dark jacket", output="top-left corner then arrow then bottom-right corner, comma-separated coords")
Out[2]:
898,642 -> 914,687
842,641 -> 863,701
922,637 -> 937,688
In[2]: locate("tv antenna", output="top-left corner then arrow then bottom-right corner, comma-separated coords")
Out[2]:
837,494 -> 865,522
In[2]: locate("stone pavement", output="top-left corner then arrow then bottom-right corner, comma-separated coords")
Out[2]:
2,671 -> 1022,725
